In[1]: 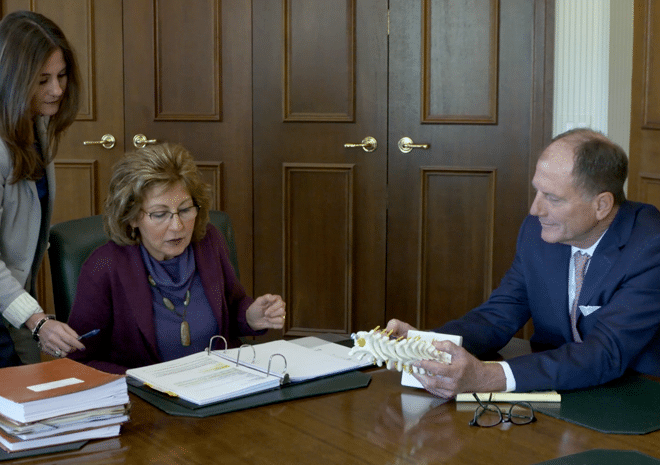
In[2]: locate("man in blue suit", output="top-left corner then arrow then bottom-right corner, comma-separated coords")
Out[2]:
387,128 -> 660,395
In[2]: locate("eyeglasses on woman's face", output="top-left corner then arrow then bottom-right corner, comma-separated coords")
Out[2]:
141,205 -> 199,226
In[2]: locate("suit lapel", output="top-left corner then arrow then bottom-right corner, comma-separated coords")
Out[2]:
553,246 -> 573,338
579,203 -> 631,305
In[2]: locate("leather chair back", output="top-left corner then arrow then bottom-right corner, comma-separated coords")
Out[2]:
48,211 -> 239,322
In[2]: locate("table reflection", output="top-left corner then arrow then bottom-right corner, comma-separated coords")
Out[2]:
368,391 -> 468,464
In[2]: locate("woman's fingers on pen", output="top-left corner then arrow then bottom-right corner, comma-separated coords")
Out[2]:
39,320 -> 86,353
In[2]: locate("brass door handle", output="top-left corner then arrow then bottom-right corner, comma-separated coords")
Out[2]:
398,137 -> 429,153
133,134 -> 158,148
344,136 -> 377,152
83,134 -> 115,150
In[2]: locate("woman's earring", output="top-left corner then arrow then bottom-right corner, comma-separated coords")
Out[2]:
131,228 -> 138,240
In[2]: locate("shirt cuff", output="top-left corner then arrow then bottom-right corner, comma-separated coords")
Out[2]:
497,361 -> 516,392
2,292 -> 41,328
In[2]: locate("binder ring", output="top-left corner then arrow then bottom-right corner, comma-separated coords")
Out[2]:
267,353 -> 287,377
235,344 -> 256,366
206,335 -> 228,355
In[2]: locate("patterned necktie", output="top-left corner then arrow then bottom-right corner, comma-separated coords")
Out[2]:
571,251 -> 590,342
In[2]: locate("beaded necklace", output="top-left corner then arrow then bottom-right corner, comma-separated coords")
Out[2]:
148,275 -> 192,346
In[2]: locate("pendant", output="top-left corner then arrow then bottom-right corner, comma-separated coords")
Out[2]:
180,321 -> 191,346
163,297 -> 175,311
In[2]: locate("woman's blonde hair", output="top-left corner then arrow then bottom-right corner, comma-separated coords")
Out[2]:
104,143 -> 211,245
0,10 -> 81,182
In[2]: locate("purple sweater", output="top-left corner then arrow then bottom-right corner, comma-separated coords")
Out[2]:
68,224 -> 264,374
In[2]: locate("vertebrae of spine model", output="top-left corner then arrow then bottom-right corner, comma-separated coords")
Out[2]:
348,327 -> 450,374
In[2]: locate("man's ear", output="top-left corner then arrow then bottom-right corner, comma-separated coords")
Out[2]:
594,192 -> 614,221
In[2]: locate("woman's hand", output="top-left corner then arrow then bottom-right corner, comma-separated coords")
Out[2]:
27,313 -> 85,358
246,294 -> 286,330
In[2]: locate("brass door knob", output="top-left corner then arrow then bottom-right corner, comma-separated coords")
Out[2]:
398,137 -> 429,153
83,134 -> 115,150
133,134 -> 158,148
344,136 -> 377,152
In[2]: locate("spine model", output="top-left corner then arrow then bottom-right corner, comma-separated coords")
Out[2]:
348,327 -> 450,374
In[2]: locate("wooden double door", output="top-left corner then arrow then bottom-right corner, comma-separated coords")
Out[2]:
3,1 -> 552,336
254,0 -> 553,337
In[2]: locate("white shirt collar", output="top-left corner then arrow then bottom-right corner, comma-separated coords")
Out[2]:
570,230 -> 606,257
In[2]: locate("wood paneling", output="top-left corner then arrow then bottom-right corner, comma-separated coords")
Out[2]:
1,1 -> 124,317
196,162 -> 224,211
254,0 -> 388,336
387,0 -> 553,331
124,1 -> 254,291
283,163 -> 354,335
630,0 -> 660,207
283,0 -> 355,122
418,167 -> 495,328
638,173 -> 660,207
255,0 -> 552,337
642,0 -> 660,129
154,0 -> 221,121
52,160 -> 98,223
422,0 -> 499,124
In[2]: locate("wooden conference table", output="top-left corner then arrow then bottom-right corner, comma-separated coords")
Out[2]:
9,367 -> 660,465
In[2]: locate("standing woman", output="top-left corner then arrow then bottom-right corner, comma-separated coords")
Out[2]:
0,10 -> 85,364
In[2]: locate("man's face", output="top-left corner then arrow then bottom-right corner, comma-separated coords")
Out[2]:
530,139 -> 601,248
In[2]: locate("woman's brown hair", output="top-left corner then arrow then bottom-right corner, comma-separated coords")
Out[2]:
0,10 -> 81,182
104,143 -> 211,246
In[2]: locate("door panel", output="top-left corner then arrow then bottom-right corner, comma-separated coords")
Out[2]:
123,0 -> 255,291
254,0 -> 553,336
1,0 -> 124,315
254,0 -> 389,336
387,0 -> 552,329
4,1 -> 254,314
1,0 -> 125,221
629,0 -> 660,207
421,0 -> 498,123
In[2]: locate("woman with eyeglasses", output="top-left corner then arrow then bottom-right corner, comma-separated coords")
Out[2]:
0,10 -> 85,365
67,143 -> 286,374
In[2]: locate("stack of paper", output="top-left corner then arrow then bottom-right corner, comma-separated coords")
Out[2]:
0,358 -> 129,452
126,352 -> 282,405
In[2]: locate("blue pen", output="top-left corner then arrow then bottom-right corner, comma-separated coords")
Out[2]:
78,329 -> 100,340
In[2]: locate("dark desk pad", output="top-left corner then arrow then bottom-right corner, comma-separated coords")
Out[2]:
535,375 -> 660,434
535,449 -> 660,465
0,440 -> 88,462
129,370 -> 371,417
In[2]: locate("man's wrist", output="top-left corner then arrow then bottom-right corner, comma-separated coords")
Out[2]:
481,361 -> 508,392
